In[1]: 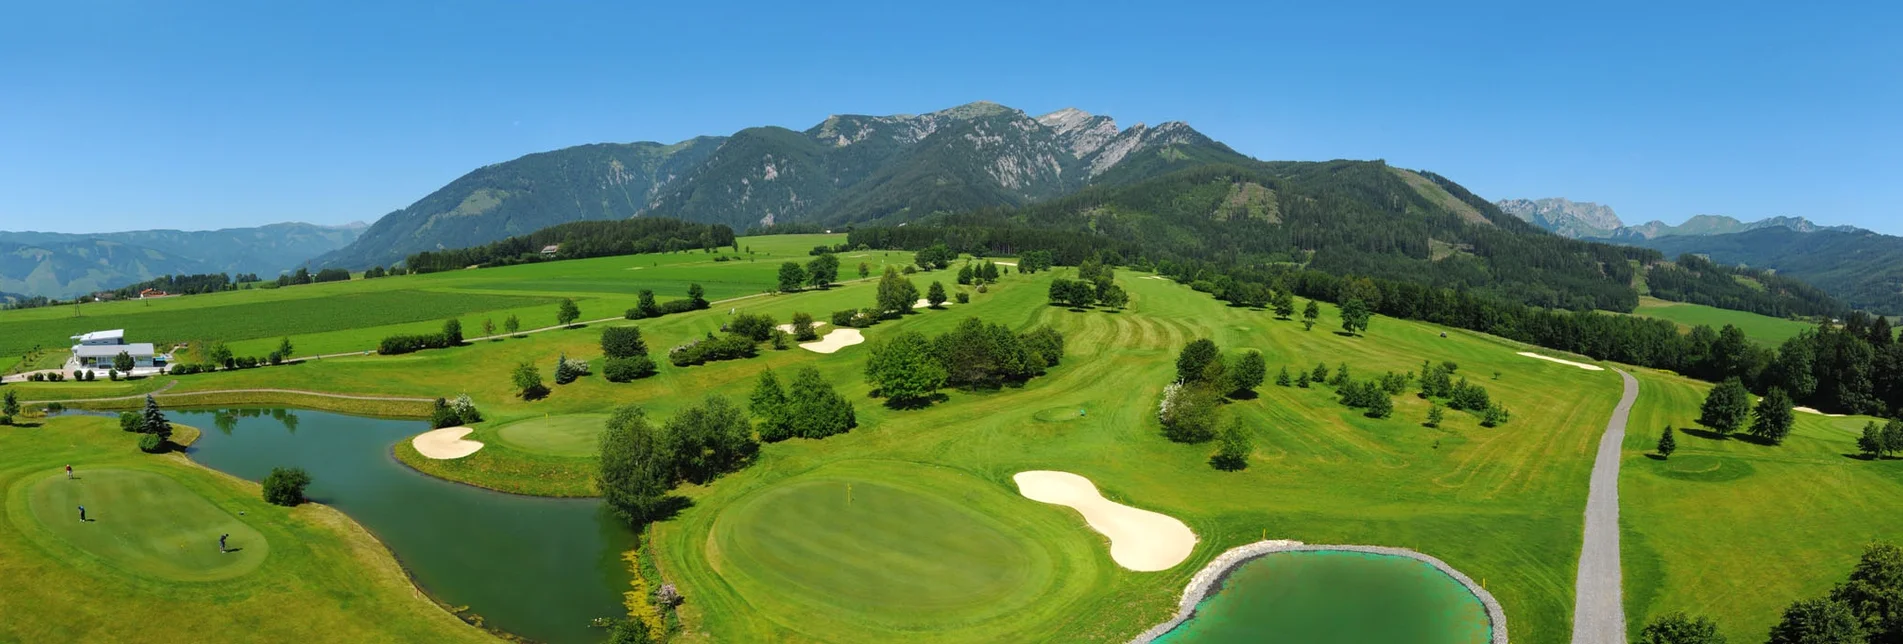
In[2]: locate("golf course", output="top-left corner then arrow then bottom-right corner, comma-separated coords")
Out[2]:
5,235 -> 1900,643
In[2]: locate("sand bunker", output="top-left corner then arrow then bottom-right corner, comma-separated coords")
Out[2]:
799,328 -> 865,354
994,262 -> 1017,267
915,298 -> 955,309
1013,471 -> 1196,571
1517,351 -> 1605,371
412,427 -> 484,459
1796,406 -> 1847,417
775,321 -> 829,334
1142,275 -> 1171,281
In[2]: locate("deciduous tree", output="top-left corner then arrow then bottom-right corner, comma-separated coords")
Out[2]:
1699,378 -> 1752,435
1750,386 -> 1795,444
863,331 -> 945,406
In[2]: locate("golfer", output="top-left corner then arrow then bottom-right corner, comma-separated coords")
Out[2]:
66,464 -> 73,479
77,505 -> 86,522
219,534 -> 229,553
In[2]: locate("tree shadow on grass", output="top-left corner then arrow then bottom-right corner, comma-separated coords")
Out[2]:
1644,453 -> 1668,461
882,393 -> 950,410
1227,390 -> 1260,401
1679,427 -> 1733,442
1333,331 -> 1358,338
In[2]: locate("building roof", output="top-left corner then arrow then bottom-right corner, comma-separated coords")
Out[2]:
74,343 -> 155,358
70,329 -> 125,343
541,244 -> 561,253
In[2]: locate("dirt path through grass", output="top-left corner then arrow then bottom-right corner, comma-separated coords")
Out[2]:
1572,368 -> 1637,644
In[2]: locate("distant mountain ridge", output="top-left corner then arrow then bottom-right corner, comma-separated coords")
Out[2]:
1495,197 -> 1860,240
313,101 -> 1250,269
0,222 -> 365,299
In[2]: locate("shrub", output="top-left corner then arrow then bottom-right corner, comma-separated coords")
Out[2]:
513,362 -> 548,399
1159,381 -> 1220,443
604,355 -> 658,382
450,394 -> 482,423
137,433 -> 164,453
430,399 -> 461,429
667,333 -> 758,367
831,309 -> 858,328
379,333 -> 450,355
554,355 -> 592,385
955,292 -> 970,304
262,467 -> 312,506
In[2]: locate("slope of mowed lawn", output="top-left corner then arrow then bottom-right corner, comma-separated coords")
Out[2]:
649,271 -> 1621,643
1632,297 -> 1816,345
0,415 -> 490,644
0,289 -> 552,359
27,468 -> 268,581
0,233 -> 858,361
1618,368 -> 1903,642
707,460 -> 1095,640
495,414 -> 611,456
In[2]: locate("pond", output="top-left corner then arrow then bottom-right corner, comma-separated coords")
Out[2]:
1155,549 -> 1493,644
177,408 -> 632,644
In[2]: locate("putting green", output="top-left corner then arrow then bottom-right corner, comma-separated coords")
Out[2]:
710,461 -> 1064,636
493,414 -> 610,457
24,468 -> 267,581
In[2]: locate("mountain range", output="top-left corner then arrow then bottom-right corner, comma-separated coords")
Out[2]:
312,101 -> 1249,269
0,222 -> 365,300
1499,197 -> 1901,314
1494,197 -> 1860,241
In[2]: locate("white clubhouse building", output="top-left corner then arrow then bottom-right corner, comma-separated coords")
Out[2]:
69,329 -> 160,371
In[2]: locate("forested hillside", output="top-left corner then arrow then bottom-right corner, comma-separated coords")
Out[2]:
1630,227 -> 1903,315
403,218 -> 735,273
315,102 -> 1249,269
1644,253 -> 1843,318
857,162 -> 1656,312
0,222 -> 366,299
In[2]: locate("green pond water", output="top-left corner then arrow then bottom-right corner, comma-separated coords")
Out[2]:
1156,550 -> 1492,644
177,408 -> 632,644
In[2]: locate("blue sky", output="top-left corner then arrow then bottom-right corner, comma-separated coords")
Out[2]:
2,0 -> 1897,234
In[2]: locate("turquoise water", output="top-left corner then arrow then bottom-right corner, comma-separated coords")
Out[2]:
178,408 -> 632,644
1156,550 -> 1492,644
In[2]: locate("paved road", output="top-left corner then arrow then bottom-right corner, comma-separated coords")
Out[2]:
1572,368 -> 1638,644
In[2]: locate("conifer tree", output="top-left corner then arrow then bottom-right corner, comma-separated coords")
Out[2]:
1658,426 -> 1677,458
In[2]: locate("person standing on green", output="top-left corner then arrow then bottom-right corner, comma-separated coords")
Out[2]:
77,505 -> 86,522
219,534 -> 229,553
66,464 -> 73,479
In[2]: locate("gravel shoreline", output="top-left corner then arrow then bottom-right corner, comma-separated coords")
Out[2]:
1127,540 -> 1509,644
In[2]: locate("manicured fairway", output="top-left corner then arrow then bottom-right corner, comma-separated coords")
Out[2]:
1632,296 -> 1817,345
709,460 -> 1081,638
0,415 -> 490,643
494,413 -> 611,456
1618,368 -> 1903,642
28,468 -> 267,581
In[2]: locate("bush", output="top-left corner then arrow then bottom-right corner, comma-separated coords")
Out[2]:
604,355 -> 659,382
119,411 -> 143,433
955,292 -> 970,304
790,312 -> 819,341
137,433 -> 164,453
554,355 -> 592,385
667,333 -> 758,367
379,333 -> 451,355
262,467 -> 312,506
831,309 -> 858,327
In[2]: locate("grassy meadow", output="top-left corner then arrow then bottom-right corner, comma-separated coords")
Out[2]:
1631,296 -> 1818,345
0,234 -> 888,371
1618,368 -> 1903,642
0,415 -> 490,643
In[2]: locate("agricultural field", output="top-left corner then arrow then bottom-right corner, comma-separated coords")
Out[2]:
0,415 -> 490,643
0,234 -> 879,370
1631,296 -> 1819,346
1618,368 -> 1903,643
